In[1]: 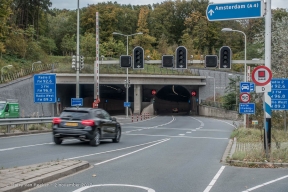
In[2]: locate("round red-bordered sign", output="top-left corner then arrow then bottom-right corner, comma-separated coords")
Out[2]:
251,66 -> 272,86
240,92 -> 250,103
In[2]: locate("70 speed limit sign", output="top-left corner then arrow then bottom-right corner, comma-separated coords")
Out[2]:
240,93 -> 251,103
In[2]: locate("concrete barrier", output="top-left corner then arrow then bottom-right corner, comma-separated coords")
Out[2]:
199,105 -> 241,121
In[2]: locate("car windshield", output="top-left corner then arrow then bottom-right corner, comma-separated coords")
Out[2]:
0,103 -> 5,111
60,110 -> 90,120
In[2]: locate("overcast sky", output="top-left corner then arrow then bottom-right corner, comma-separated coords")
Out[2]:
50,0 -> 288,10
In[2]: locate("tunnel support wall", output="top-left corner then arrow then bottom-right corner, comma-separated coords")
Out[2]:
134,84 -> 142,114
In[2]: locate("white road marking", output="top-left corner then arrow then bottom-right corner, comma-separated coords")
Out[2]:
65,139 -> 167,160
196,128 -> 201,130
124,133 -> 228,140
192,130 -> 197,132
191,117 -> 205,127
186,132 -> 191,133
242,175 -> 288,192
179,134 -> 185,136
213,119 -> 237,128
0,142 -> 53,152
0,132 -> 50,139
203,166 -> 225,192
94,139 -> 170,166
123,127 -> 201,131
73,184 -> 156,192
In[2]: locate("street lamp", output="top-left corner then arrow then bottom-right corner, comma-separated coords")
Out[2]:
206,76 -> 215,102
112,32 -> 143,117
222,28 -> 247,128
1,65 -> 13,81
32,61 -> 42,71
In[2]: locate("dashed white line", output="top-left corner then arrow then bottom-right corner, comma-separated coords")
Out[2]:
242,175 -> 288,192
124,133 -> 228,140
203,166 -> 225,192
186,132 -> 191,133
94,138 -> 170,166
65,139 -> 167,160
0,132 -> 50,139
178,134 -> 185,136
0,142 -> 53,152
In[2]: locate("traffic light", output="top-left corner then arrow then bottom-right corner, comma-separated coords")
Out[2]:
191,91 -> 197,97
205,55 -> 218,68
80,55 -> 84,70
120,55 -> 132,68
175,46 -> 187,69
162,55 -> 174,68
133,46 -> 144,69
72,55 -> 76,69
151,89 -> 157,95
219,46 -> 232,69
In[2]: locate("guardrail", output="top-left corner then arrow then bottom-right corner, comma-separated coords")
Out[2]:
0,117 -> 53,133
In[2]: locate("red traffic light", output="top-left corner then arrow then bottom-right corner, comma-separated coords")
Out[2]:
191,91 -> 196,96
151,89 -> 157,95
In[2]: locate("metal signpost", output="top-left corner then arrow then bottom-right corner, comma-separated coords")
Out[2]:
71,98 -> 83,107
206,0 -> 264,21
271,79 -> 288,110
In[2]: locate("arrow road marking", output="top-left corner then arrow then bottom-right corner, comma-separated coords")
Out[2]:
208,9 -> 214,16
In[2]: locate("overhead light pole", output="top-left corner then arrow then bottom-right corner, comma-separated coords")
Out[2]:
32,61 -> 42,71
1,65 -> 13,81
76,0 -> 80,98
112,32 -> 143,117
222,28 -> 247,128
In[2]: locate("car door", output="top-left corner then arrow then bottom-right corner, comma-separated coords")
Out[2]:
100,110 -> 116,138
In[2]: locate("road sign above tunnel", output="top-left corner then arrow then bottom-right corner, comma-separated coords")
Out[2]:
206,0 -> 265,21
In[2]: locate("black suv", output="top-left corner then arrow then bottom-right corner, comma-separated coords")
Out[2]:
52,107 -> 121,146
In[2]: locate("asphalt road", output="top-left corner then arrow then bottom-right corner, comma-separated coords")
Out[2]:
1,115 -> 288,192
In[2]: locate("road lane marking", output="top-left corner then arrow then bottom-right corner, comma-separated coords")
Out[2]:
73,184 -> 156,192
203,166 -> 225,192
0,142 -> 54,152
0,132 -> 50,139
179,134 -> 185,136
213,119 -> 237,128
65,139 -> 168,160
123,127 -> 197,130
191,117 -> 205,127
94,139 -> 170,166
124,133 -> 228,140
242,175 -> 288,192
186,132 -> 191,133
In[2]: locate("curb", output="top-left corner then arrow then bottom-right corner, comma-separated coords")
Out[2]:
221,139 -> 233,164
0,161 -> 90,192
227,160 -> 288,168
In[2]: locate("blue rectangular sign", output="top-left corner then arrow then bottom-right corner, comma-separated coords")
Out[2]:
34,74 -> 56,103
71,98 -> 83,106
239,103 -> 255,114
206,0 -> 264,21
240,82 -> 255,93
271,79 -> 288,110
124,102 -> 131,107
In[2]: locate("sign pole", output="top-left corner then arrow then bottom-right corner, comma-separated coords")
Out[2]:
264,0 -> 272,151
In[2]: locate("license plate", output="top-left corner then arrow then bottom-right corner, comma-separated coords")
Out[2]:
65,122 -> 78,127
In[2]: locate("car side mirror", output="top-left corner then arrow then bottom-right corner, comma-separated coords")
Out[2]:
111,117 -> 116,121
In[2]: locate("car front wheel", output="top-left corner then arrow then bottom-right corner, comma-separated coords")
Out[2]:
112,127 -> 121,143
54,137 -> 62,145
90,129 -> 101,146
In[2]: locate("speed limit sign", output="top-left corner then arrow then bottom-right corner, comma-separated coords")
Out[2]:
240,93 -> 250,103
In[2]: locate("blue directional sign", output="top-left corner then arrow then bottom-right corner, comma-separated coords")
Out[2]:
206,0 -> 264,21
240,82 -> 255,93
239,103 -> 255,114
71,98 -> 83,106
34,74 -> 56,103
271,79 -> 288,110
124,102 -> 131,107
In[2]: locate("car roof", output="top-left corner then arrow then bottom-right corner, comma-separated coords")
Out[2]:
63,107 -> 102,112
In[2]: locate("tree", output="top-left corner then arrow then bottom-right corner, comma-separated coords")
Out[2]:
39,36 -> 57,55
61,34 -> 76,56
80,33 -> 96,57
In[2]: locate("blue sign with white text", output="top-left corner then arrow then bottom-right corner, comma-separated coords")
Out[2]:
71,98 -> 83,106
34,74 -> 56,103
206,0 -> 264,21
124,102 -> 131,107
240,82 -> 255,93
239,103 -> 255,114
271,79 -> 288,110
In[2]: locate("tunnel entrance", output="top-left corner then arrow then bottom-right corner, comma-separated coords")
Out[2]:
153,85 -> 192,115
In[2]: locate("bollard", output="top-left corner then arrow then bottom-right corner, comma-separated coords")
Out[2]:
137,115 -> 139,121
132,115 -> 134,122
141,115 -> 142,120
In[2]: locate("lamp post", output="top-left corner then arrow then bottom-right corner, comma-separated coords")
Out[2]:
222,28 -> 247,128
76,0 -> 80,98
207,76 -> 215,102
1,65 -> 13,81
32,61 -> 42,71
112,32 -> 143,117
